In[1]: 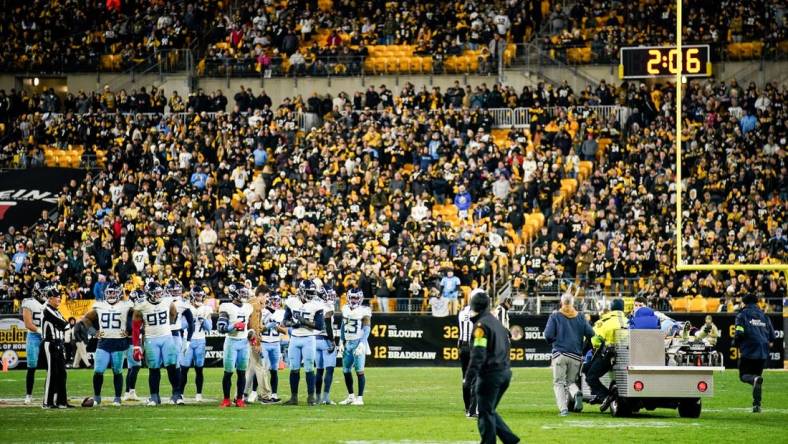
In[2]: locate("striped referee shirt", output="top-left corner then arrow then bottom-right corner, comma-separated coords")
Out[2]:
458,305 -> 473,346
494,305 -> 510,330
41,303 -> 70,342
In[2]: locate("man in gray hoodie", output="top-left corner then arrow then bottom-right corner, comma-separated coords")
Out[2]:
544,291 -> 595,416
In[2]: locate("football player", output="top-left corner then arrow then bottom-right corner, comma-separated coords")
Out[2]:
315,284 -> 338,405
338,288 -> 372,406
123,289 -> 145,402
131,281 -> 181,406
180,286 -> 213,402
261,291 -> 286,402
21,281 -> 47,405
282,279 -> 325,406
75,282 -> 133,406
217,283 -> 253,407
165,278 -> 194,403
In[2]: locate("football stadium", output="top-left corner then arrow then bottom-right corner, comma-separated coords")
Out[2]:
0,0 -> 786,443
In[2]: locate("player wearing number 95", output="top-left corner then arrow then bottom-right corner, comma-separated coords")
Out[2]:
217,283 -> 254,408
75,282 -> 133,406
131,281 -> 181,406
282,279 -> 325,406
338,288 -> 372,406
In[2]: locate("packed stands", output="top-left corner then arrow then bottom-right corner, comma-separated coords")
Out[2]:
0,0 -> 225,72
543,0 -> 788,64
0,75 -> 785,313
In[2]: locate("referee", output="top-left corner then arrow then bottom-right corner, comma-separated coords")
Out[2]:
40,284 -> 73,409
458,301 -> 476,417
463,289 -> 519,444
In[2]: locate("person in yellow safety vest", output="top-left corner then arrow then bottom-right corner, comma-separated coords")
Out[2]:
586,298 -> 627,412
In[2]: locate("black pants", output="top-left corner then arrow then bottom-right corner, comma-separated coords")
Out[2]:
475,369 -> 519,444
586,347 -> 614,399
739,358 -> 766,405
39,341 -> 68,407
460,345 -> 476,413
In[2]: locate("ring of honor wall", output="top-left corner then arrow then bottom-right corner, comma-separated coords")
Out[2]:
0,313 -> 782,369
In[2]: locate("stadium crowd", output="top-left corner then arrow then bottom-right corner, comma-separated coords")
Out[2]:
0,76 -> 785,314
202,0 -> 543,76
543,0 -> 787,63
0,0 -> 225,72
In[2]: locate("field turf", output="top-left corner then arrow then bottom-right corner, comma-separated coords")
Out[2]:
0,367 -> 786,443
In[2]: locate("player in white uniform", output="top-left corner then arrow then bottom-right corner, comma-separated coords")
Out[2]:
21,281 -> 47,405
75,283 -> 133,405
131,281 -> 180,406
282,279 -> 325,406
180,286 -> 213,402
165,278 -> 194,403
261,291 -> 286,402
217,283 -> 253,408
315,284 -> 338,405
339,288 -> 372,406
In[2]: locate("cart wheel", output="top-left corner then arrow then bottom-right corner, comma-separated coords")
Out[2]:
610,397 -> 630,417
678,399 -> 702,418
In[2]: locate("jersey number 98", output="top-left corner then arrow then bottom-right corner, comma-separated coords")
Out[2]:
146,311 -> 168,326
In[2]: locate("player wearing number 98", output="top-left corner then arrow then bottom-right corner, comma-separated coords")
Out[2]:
132,281 -> 181,406
217,283 -> 254,408
21,281 -> 47,405
76,282 -> 133,406
338,288 -> 372,406
282,279 -> 325,406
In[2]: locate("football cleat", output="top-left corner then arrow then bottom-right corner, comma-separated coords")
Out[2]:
282,397 -> 299,406
351,396 -> 364,406
307,394 -> 318,406
145,399 -> 159,407
175,397 -> 185,405
753,405 -> 762,413
123,390 -> 139,401
220,399 -> 232,408
338,394 -> 356,405
24,395 -> 32,405
247,391 -> 258,403
321,399 -> 337,405
234,398 -> 246,408
112,398 -> 121,406
261,397 -> 280,404
573,393 -> 583,413
195,394 -> 203,402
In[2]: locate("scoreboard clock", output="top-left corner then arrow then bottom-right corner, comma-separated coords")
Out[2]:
619,45 -> 712,79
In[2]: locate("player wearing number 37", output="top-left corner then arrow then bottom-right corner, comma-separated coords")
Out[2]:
217,283 -> 254,408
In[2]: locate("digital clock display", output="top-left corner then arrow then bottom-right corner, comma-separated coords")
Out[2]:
619,45 -> 712,79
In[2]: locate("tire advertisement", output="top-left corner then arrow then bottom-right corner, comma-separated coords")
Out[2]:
1,313 -> 783,369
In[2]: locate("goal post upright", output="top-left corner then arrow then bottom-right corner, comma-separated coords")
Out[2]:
673,0 -> 787,273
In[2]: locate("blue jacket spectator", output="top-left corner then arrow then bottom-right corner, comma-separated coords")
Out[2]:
439,270 -> 461,299
454,186 -> 472,212
253,146 -> 268,168
629,306 -> 660,329
190,168 -> 208,190
545,302 -> 594,360
740,111 -> 757,134
92,276 -> 108,301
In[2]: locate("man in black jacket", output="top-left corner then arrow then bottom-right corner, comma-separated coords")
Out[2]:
463,290 -> 519,444
39,285 -> 74,408
734,294 -> 775,413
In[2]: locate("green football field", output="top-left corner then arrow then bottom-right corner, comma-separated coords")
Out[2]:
0,367 -> 786,443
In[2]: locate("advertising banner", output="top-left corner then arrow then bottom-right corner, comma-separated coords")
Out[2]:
0,168 -> 87,231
